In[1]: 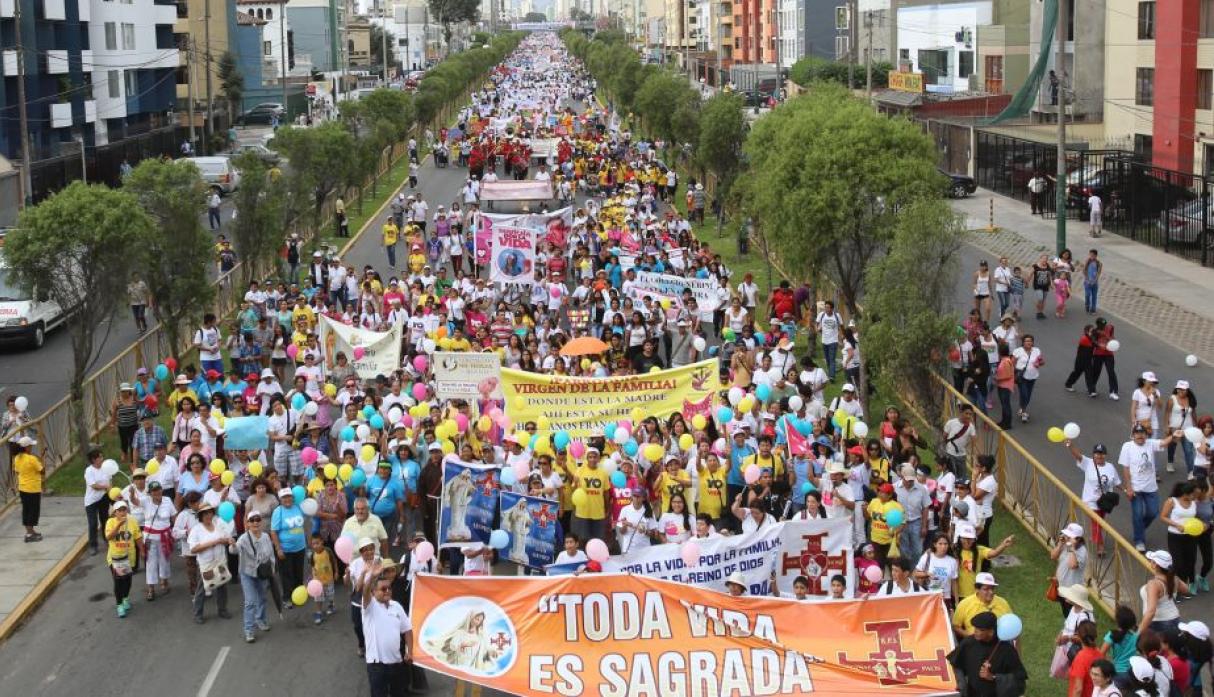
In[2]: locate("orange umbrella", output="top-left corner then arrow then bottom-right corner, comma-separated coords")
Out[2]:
559,336 -> 609,356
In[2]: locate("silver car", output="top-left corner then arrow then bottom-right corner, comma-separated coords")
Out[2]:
184,156 -> 242,195
1158,198 -> 1212,245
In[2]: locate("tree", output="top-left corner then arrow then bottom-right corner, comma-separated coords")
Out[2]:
696,92 -> 746,232
524,11 -> 547,22
738,85 -> 942,316
862,200 -> 963,419
789,56 -> 894,88
2,182 -> 154,459
271,122 -> 359,240
428,0 -> 479,46
569,7 -> 593,22
369,25 -> 397,78
124,159 -> 216,363
230,153 -> 289,283
217,51 -> 245,124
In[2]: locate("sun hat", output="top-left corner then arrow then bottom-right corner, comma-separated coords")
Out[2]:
358,537 -> 376,550
1180,621 -> 1210,641
725,571 -> 746,588
1057,583 -> 1093,611
16,436 -> 36,448
1129,655 -> 1155,683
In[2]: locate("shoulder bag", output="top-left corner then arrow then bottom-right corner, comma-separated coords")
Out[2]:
1095,463 -> 1120,514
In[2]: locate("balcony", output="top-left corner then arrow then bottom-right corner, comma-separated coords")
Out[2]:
81,50 -> 94,73
45,50 -> 70,74
50,102 -> 73,128
84,100 -> 97,123
41,0 -> 65,21
1,50 -> 16,77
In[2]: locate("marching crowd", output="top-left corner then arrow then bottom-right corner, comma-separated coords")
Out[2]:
3,31 -> 1213,697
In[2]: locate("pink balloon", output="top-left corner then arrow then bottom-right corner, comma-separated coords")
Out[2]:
743,464 -> 761,484
712,438 -> 727,456
413,355 -> 428,373
487,407 -> 504,420
550,285 -> 562,298
413,540 -> 435,563
334,536 -> 355,564
401,414 -> 414,428
618,420 -> 631,432
454,413 -> 469,432
300,447 -> 318,465
586,538 -> 609,563
352,346 -> 366,360
307,579 -> 324,599
569,440 -> 586,458
512,460 -> 530,480
926,479 -> 938,493
412,383 -> 428,401
286,344 -> 299,359
681,542 -> 701,568
863,565 -> 884,583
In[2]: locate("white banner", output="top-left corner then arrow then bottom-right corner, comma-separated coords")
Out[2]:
432,351 -> 504,401
774,518 -> 856,599
319,316 -> 402,380
480,180 -> 553,202
612,525 -> 783,596
626,271 -> 722,312
490,225 -> 537,287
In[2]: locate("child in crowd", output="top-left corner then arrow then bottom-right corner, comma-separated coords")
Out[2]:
309,533 -> 336,623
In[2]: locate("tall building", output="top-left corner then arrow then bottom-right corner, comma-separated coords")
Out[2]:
894,0 -> 1028,95
235,0 -> 301,82
287,0 -> 343,72
732,0 -> 775,65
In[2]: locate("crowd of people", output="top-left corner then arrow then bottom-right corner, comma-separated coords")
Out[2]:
4,31 -> 1214,697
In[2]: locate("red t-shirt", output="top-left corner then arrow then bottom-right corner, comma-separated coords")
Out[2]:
1168,654 -> 1190,694
1068,646 -> 1103,697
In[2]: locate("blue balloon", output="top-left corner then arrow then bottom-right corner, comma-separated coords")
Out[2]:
291,393 -> 307,411
500,467 -> 517,487
885,509 -> 904,528
154,364 -> 170,381
362,405 -> 377,419
755,384 -> 772,403
996,613 -> 1023,641
349,469 -> 367,487
292,485 -> 307,503
708,346 -> 719,357
717,407 -> 733,423
489,529 -> 510,550
754,331 -> 766,345
554,431 -> 571,451
611,471 -> 627,488
594,368 -> 608,377
605,423 -> 617,440
369,414 -> 385,431
217,501 -> 236,522
794,418 -> 813,435
800,481 -> 817,496
624,439 -> 639,457
340,426 -> 356,442
529,434 -> 540,451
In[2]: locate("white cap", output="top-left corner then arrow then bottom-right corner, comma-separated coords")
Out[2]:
1145,549 -> 1173,569
358,537 -> 376,549
973,572 -> 998,587
278,488 -> 294,498
1141,371 -> 1158,382
111,500 -> 129,510
1176,379 -> 1190,390
725,571 -> 746,588
16,436 -> 36,448
956,522 -> 977,539
841,383 -> 856,392
1129,655 -> 1155,683
1180,621 -> 1210,641
1060,523 -> 1084,539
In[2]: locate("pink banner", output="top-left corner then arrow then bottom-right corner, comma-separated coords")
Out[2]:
479,181 -> 553,201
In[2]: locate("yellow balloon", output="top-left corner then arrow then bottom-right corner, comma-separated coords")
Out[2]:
738,396 -> 755,414
307,477 -> 323,494
644,443 -> 665,462
660,299 -> 672,309
679,433 -> 694,451
291,586 -> 309,607
537,416 -> 550,431
649,366 -> 661,373
247,460 -> 264,477
535,439 -> 552,456
571,488 -> 588,508
209,459 -> 227,474
441,439 -> 455,455
514,430 -> 530,446
1047,427 -> 1065,443
338,463 -> 354,481
220,470 -> 236,486
361,444 -> 377,462
324,463 -> 338,480
581,358 -> 591,370
631,407 -> 645,423
1184,518 -> 1205,537
477,416 -> 492,432
324,383 -> 337,397
145,459 -> 160,476
108,486 -> 122,501
691,414 -> 707,431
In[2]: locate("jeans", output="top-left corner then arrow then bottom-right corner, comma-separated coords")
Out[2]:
1017,377 -> 1037,412
193,577 -> 228,619
1129,490 -> 1161,546
240,573 -> 268,633
997,386 -> 1013,427
899,519 -> 924,562
86,498 -> 110,550
1167,439 -> 1196,473
823,342 -> 838,379
1084,283 -> 1099,313
385,243 -> 396,268
996,291 -> 1010,318
208,207 -> 221,229
366,661 -> 407,697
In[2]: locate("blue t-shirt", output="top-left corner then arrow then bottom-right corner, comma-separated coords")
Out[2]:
728,445 -> 755,487
366,475 -> 405,518
1101,630 -> 1138,673
271,504 -> 307,553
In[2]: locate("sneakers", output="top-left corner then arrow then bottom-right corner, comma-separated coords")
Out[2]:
313,612 -> 323,625
1089,392 -> 1098,398
1109,393 -> 1120,401
325,604 -> 336,616
1198,576 -> 1210,593
1066,385 -> 1075,392
1020,411 -> 1029,423
257,621 -> 271,632
116,604 -> 127,619
245,633 -> 256,643
217,609 -> 233,620
121,598 -> 131,613
1166,463 -> 1176,473
1135,542 -> 1146,552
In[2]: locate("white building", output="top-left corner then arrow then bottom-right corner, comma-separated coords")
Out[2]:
895,0 -> 991,94
87,0 -> 180,141
383,0 -> 437,71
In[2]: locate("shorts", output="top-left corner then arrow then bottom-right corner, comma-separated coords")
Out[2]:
1033,289 -> 1048,303
317,582 -> 335,604
1090,212 -> 1102,227
274,448 -> 303,479
974,293 -> 989,300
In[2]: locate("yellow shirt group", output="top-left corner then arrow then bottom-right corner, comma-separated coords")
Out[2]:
952,593 -> 1012,635
105,516 -> 143,565
697,465 -> 729,518
382,221 -> 399,246
654,470 -> 691,514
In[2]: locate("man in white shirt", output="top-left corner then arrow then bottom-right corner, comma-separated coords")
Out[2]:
360,559 -> 413,697
194,313 -> 224,376
993,257 -> 1013,318
940,404 -> 977,472
815,301 -> 842,380
876,558 -> 925,596
1088,193 -> 1103,237
1119,424 -> 1179,551
736,273 -> 759,314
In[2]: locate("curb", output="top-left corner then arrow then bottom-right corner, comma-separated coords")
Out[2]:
0,532 -> 88,643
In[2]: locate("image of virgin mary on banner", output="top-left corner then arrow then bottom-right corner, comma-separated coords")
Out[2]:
438,460 -> 500,549
497,491 -> 562,569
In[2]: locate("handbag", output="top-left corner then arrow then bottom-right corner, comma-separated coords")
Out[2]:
200,556 -> 232,595
1049,643 -> 1071,679
1094,463 -> 1120,513
1044,576 -> 1059,602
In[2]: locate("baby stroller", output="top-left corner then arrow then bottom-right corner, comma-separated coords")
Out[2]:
434,147 -> 449,168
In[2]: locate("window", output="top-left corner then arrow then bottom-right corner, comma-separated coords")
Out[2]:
124,70 -> 138,97
834,35 -> 849,60
1134,134 -> 1153,160
1135,67 -> 1154,106
1202,0 -> 1214,38
107,69 -> 120,98
265,7 -> 272,19
958,50 -> 974,79
263,40 -> 272,56
104,22 -> 117,50
1138,1 -> 1155,39
834,5 -> 847,30
121,23 -> 135,50
985,55 -> 1004,94
1199,69 -> 1213,110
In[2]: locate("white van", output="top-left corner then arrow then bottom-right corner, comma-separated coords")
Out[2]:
0,262 -> 69,348
184,156 -> 242,196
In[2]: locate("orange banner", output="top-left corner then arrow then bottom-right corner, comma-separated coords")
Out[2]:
411,573 -> 958,696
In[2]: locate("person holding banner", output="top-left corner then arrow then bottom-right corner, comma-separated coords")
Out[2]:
570,449 -> 608,544
616,487 -> 657,554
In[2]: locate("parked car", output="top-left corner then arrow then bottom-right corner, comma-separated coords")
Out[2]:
1069,164 -> 1195,222
403,71 -> 425,90
185,156 -> 242,195
1158,197 -> 1213,246
0,261 -> 70,349
941,169 -> 977,198
236,103 -> 285,125
235,143 -> 281,165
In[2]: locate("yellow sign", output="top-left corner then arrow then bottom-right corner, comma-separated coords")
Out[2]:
499,360 -> 721,437
888,71 -> 925,93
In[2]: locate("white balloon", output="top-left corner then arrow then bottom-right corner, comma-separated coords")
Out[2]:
300,498 -> 319,516
101,459 -> 120,476
422,339 -> 437,353
788,395 -> 804,412
14,396 -> 29,411
852,421 -> 869,438
1186,354 -> 1199,367
692,336 -> 707,352
302,401 -> 319,416
599,458 -> 618,476
1106,339 -> 1120,353
728,387 -> 744,406
387,405 -> 403,422
1063,422 -> 1081,440
356,424 -> 371,440
1185,426 -> 1204,444
613,429 -> 630,445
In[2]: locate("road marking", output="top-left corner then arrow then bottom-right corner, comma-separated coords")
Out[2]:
197,646 -> 230,697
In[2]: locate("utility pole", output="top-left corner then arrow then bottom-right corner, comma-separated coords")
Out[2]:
864,9 -> 872,96
681,0 -> 688,76
379,0 -> 389,83
187,37 -> 197,147
1054,0 -> 1067,254
772,0 -> 780,101
281,0 -> 289,110
204,0 -> 214,152
845,0 -> 855,89
13,0 -> 33,204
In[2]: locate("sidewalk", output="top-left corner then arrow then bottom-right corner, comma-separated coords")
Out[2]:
953,191 -> 1214,363
0,497 -> 85,640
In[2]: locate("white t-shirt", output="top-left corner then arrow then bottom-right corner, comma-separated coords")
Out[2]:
194,326 -> 222,362
816,312 -> 841,345
656,512 -> 691,544
914,553 -> 959,599
1011,346 -> 1042,380
362,598 -> 412,664
1075,456 -> 1122,510
554,550 -> 588,566
941,418 -> 976,458
187,522 -> 231,566
84,465 -> 112,506
616,505 -> 655,553
876,579 -> 924,596
975,474 -> 997,521
1118,439 -> 1163,493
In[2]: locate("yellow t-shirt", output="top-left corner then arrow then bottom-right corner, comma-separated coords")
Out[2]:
866,499 -> 904,545
292,305 -> 316,331
168,388 -> 199,413
952,593 -> 1012,635
408,253 -> 426,275
446,338 -> 472,352
382,222 -> 399,246
956,545 -> 994,598
697,465 -> 729,519
743,451 -> 785,479
105,516 -> 143,565
311,547 -> 336,585
13,452 -> 43,493
573,465 -> 607,520
655,470 -> 690,514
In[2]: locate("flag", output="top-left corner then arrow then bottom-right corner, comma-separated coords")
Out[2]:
787,420 -> 812,456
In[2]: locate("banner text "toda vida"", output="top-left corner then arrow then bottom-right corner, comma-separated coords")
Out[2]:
512,379 -> 679,394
